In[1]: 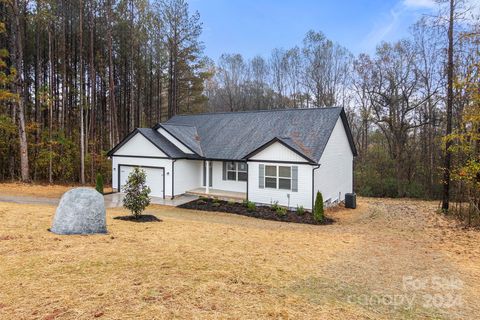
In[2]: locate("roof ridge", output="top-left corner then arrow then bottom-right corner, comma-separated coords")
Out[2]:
162,123 -> 197,128
170,106 -> 343,118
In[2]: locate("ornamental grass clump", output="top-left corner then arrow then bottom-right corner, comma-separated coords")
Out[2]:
245,201 -> 256,212
296,205 -> 305,216
275,206 -> 287,217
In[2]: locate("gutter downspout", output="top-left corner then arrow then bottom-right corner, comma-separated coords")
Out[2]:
246,162 -> 249,202
171,159 -> 177,200
206,160 -> 210,194
312,164 -> 321,211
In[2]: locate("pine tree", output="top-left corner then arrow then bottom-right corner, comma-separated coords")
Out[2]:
314,191 -> 324,223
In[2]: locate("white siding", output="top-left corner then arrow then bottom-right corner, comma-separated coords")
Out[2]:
157,128 -> 194,154
112,156 -> 173,197
248,162 -> 313,210
174,159 -> 203,195
249,141 -> 307,162
114,132 -> 167,157
211,161 -> 246,193
314,118 -> 353,204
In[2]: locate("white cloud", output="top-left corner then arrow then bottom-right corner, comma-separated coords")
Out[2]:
403,0 -> 436,9
361,0 -> 439,52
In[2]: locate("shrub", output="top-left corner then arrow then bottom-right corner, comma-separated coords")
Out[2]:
122,168 -> 151,219
314,191 -> 324,222
212,197 -> 220,204
271,201 -> 280,211
246,201 -> 256,212
197,199 -> 206,205
95,173 -> 104,194
199,196 -> 209,201
212,202 -> 221,207
276,206 -> 287,217
296,205 -> 305,216
227,200 -> 236,206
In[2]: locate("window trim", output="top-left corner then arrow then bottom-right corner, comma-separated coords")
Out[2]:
264,165 -> 292,191
264,165 -> 277,189
225,161 -> 247,182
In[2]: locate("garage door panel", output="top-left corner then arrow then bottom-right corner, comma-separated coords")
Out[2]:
119,165 -> 164,198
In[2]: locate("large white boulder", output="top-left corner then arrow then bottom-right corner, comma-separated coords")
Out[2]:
51,187 -> 107,235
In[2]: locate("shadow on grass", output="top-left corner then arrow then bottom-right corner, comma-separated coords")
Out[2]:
113,215 -> 162,223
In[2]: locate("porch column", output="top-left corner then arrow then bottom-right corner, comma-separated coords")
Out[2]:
206,160 -> 210,194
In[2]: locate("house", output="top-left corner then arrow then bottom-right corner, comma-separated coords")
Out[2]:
107,107 -> 357,210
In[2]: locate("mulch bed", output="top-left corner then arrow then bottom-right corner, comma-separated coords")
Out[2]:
113,215 -> 162,223
178,198 -> 334,225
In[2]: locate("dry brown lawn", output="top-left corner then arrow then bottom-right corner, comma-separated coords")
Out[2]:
0,193 -> 479,319
0,182 -> 112,198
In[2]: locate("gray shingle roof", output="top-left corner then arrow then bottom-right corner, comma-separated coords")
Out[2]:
162,107 -> 351,162
136,128 -> 189,158
160,124 -> 204,156
108,128 -> 200,159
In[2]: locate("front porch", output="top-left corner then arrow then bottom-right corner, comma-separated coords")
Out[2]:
186,187 -> 246,202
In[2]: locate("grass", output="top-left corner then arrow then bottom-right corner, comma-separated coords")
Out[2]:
0,182 -> 112,198
0,190 -> 480,319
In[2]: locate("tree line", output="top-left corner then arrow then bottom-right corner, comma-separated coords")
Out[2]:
203,1 -> 479,210
1,0 -> 479,217
1,0 -> 208,184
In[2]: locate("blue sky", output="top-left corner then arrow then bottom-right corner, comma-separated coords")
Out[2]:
189,0 -> 440,61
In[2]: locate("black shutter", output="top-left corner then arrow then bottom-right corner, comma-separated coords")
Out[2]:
292,166 -> 298,192
203,161 -> 206,186
259,164 -> 265,189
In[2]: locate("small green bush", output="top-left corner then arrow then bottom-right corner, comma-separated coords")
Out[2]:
199,196 -> 209,201
314,191 -> 324,222
122,168 -> 151,219
95,173 -> 104,194
275,206 -> 287,217
227,200 -> 236,206
212,202 -> 221,207
271,201 -> 280,211
212,197 -> 220,204
296,205 -> 305,216
246,201 -> 256,212
197,199 -> 206,205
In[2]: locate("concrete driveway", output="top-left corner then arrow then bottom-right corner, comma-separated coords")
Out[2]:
0,193 -> 197,208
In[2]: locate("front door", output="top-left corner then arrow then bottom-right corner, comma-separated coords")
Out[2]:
202,161 -> 212,187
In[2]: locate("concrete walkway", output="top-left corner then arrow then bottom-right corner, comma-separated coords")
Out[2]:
104,193 -> 197,207
0,193 -> 197,208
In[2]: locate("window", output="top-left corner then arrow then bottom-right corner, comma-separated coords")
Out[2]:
264,165 -> 292,190
278,166 -> 292,190
237,162 -> 247,181
225,162 -> 247,182
265,165 -> 277,188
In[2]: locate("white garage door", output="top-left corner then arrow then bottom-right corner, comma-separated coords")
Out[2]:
119,165 -> 164,198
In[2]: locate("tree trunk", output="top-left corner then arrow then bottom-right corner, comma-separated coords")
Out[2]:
11,0 -> 30,182
79,0 -> 85,184
48,27 -> 53,183
442,0 -> 455,211
107,0 -> 118,147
